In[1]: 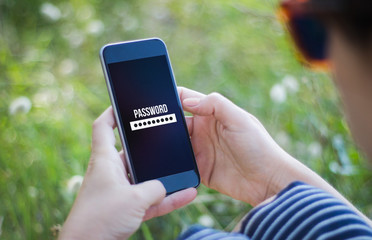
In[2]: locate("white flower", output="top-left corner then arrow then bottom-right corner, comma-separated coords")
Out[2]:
198,215 -> 214,227
213,202 -> 226,213
307,142 -> 322,158
59,59 -> 77,75
86,20 -> 104,35
329,162 -> 356,176
318,124 -> 329,138
282,75 -> 299,93
9,96 -> 32,115
67,175 -> 84,194
270,83 -> 287,103
329,135 -> 356,176
40,3 -> 61,21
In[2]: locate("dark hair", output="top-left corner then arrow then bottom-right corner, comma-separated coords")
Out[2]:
308,0 -> 372,47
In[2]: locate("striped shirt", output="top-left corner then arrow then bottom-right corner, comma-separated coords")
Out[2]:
178,182 -> 372,240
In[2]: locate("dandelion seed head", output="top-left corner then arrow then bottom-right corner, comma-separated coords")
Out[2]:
270,83 -> 287,104
282,75 -> 299,93
67,175 -> 84,194
9,97 -> 32,115
59,59 -> 77,75
86,20 -> 104,35
308,142 -> 322,158
40,3 -> 61,21
198,215 -> 214,227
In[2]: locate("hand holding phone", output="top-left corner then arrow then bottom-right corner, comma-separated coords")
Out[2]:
100,38 -> 200,194
59,107 -> 198,239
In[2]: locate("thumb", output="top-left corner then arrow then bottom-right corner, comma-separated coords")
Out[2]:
134,180 -> 166,207
183,92 -> 248,126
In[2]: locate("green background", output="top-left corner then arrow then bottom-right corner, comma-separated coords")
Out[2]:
1,0 -> 372,239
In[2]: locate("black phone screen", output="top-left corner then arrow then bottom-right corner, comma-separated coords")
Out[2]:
107,55 -> 195,183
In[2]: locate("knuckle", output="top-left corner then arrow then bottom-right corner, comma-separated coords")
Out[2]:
208,92 -> 223,102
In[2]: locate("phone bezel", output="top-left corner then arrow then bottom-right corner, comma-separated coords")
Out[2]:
99,38 -> 200,194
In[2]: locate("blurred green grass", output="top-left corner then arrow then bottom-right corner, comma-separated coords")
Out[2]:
1,0 -> 372,239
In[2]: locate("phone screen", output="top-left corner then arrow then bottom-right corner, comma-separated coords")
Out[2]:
107,55 -> 195,183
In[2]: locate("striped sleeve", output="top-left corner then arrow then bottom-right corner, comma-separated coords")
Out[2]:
177,181 -> 372,240
239,181 -> 372,240
177,225 -> 250,240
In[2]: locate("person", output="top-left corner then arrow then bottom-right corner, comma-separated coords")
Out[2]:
59,0 -> 372,239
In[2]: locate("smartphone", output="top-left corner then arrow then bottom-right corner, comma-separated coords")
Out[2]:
100,38 -> 200,194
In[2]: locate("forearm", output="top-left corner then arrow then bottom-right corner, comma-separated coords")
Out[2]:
273,153 -> 372,226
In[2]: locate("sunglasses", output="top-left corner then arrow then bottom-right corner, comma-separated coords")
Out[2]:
278,0 -> 339,71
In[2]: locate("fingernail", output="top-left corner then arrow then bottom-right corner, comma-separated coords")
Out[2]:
183,98 -> 200,107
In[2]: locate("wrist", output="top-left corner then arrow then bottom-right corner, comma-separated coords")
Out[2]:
263,151 -> 305,201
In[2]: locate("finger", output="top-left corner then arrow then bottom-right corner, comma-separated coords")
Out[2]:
134,180 -> 166,208
89,107 -> 127,181
183,92 -> 248,127
178,86 -> 205,102
143,188 -> 197,221
185,116 -> 194,136
91,106 -> 117,152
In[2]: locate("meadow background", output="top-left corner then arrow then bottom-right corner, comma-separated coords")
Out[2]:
1,0 -> 372,239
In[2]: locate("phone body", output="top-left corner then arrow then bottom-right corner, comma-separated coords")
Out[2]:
100,38 -> 200,194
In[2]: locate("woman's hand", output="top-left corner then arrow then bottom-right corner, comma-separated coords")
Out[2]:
178,87 -> 372,225
178,87 -> 298,206
59,107 -> 197,240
